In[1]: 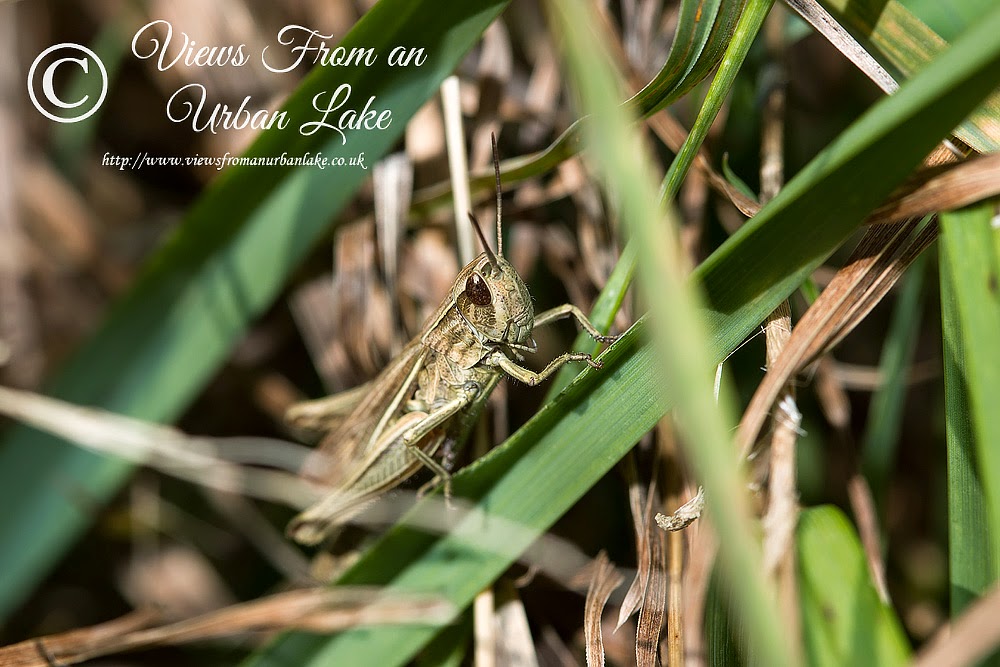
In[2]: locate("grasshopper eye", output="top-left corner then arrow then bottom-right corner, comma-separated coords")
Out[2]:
465,273 -> 492,306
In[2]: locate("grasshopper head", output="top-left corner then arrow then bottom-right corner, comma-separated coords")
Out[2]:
453,133 -> 535,349
454,250 -> 534,348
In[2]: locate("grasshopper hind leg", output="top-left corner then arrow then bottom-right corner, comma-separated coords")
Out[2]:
400,381 -> 481,506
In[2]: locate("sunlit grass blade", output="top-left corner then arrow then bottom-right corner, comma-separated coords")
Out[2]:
551,0 -> 790,663
939,201 -> 1000,619
550,0 -> 772,398
797,506 -> 910,666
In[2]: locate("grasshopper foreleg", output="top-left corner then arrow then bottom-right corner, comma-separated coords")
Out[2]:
401,381 -> 481,501
491,350 -> 602,387
533,304 -> 618,344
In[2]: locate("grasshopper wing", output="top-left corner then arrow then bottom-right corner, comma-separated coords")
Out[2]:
299,338 -> 429,490
283,381 -> 372,441
289,339 -> 432,544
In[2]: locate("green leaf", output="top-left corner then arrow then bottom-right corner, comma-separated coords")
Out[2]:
557,0 -> 791,661
246,4 -> 1000,666
628,0 -> 746,116
940,202 -> 1000,618
0,0 -> 509,621
797,506 -> 911,666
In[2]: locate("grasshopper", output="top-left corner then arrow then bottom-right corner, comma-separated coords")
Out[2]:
286,135 -> 616,545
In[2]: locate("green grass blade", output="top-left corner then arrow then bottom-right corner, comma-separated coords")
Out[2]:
245,6 -> 1000,667
553,0 -> 789,662
52,23 -> 129,179
797,506 -> 910,666
939,202 -> 1000,619
0,0 -> 509,621
550,0 -> 769,398
903,0 -> 994,41
415,611 -> 470,667
629,0 -> 744,116
705,570 -> 749,667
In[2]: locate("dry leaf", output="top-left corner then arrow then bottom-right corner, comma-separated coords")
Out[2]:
736,218 -> 936,453
618,476 -> 658,630
495,579 -> 541,667
911,584 -> 1000,667
0,384 -> 319,509
0,587 -> 453,667
635,525 -> 667,667
584,551 -> 624,667
867,152 -> 1000,224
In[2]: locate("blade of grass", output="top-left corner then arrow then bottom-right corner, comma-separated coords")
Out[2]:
797,506 -> 910,666
550,0 -> 789,664
627,0 -> 744,116
704,571 -> 747,667
550,0 -> 771,398
939,201 -> 1000,619
52,23 -> 129,180
243,5 -> 1000,667
0,0 -> 510,622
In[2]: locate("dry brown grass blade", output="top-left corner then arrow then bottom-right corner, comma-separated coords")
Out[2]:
736,217 -> 936,453
495,579 -> 541,667
584,552 -> 624,667
847,473 -> 890,603
474,587 -> 497,667
618,474 -> 658,630
911,584 -> 1000,667
760,309 -> 802,560
333,220 -> 395,377
373,152 -> 414,355
0,384 -> 320,509
635,523 -> 667,667
866,152 -> 1000,224
664,522 -> 686,666
829,357 -> 940,390
757,14 -> 803,657
288,276 -> 346,392
783,0 -> 898,94
0,588 -> 453,667
0,609 -> 160,667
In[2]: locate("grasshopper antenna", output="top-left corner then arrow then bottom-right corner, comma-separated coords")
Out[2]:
491,132 -> 503,257
468,212 -> 500,271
